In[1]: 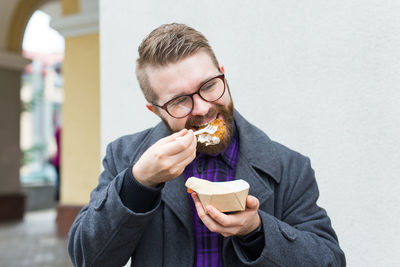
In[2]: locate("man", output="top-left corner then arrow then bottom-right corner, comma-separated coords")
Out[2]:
68,23 -> 345,266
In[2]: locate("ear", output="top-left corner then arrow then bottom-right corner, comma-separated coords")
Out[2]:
219,65 -> 225,73
146,103 -> 158,115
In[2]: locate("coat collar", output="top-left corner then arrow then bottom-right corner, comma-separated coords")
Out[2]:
233,109 -> 281,183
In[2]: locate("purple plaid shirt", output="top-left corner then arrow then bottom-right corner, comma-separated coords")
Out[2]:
184,128 -> 239,267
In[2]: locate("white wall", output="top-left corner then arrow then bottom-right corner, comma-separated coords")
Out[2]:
100,1 -> 400,266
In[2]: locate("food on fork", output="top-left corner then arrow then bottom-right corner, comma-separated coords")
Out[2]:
195,118 -> 226,146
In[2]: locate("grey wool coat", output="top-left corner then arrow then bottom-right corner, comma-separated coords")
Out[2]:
68,110 -> 346,267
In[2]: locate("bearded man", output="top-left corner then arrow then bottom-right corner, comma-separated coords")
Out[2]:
68,23 -> 345,267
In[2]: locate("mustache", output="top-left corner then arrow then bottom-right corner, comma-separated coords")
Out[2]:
185,108 -> 218,129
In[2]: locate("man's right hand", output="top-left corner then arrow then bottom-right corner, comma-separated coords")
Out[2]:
132,129 -> 197,187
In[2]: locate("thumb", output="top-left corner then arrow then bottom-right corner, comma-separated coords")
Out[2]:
246,195 -> 259,209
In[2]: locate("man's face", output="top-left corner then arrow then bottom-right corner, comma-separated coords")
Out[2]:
146,51 -> 234,154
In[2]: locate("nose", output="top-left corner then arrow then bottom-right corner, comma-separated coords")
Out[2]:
191,94 -> 211,116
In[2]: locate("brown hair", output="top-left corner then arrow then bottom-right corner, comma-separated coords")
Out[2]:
136,23 -> 219,102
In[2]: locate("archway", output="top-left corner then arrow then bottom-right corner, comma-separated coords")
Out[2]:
0,0 -> 61,221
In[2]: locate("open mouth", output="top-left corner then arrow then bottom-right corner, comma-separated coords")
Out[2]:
192,116 -> 218,131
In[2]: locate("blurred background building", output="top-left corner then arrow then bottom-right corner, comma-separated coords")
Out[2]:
0,0 -> 99,266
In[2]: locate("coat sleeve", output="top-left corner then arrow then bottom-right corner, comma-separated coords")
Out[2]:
229,157 -> 346,266
68,141 -> 161,267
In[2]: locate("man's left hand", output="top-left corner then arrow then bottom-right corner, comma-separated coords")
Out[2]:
191,193 -> 261,237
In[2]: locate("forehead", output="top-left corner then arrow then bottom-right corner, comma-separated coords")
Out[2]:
146,51 -> 219,103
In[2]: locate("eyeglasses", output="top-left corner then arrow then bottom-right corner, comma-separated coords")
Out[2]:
151,74 -> 226,118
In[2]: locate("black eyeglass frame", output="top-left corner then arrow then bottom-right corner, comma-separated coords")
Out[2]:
151,73 -> 226,118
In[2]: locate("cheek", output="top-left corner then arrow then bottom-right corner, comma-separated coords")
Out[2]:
217,92 -> 232,106
168,117 -> 188,131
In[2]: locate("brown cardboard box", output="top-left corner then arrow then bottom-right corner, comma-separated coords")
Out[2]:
185,177 -> 250,212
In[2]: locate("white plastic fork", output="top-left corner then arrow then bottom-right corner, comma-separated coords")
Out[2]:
194,124 -> 218,135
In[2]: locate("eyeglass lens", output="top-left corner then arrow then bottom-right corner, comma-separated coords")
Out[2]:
167,77 -> 225,118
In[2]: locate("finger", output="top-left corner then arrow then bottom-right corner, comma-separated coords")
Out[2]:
174,148 -> 196,169
165,153 -> 196,178
205,205 -> 234,227
191,192 -> 206,214
151,135 -> 195,179
191,193 -> 223,229
179,129 -> 196,147
207,205 -> 261,237
168,134 -> 196,163
162,129 -> 195,155
157,129 -> 188,145
246,195 -> 259,210
182,130 -> 197,153
178,131 -> 196,156
188,130 -> 197,150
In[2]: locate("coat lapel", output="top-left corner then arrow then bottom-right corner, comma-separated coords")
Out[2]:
233,110 -> 282,206
161,174 -> 193,232
234,152 -> 273,207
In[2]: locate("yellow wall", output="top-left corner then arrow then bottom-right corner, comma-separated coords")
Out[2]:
61,0 -> 79,15
61,33 -> 100,205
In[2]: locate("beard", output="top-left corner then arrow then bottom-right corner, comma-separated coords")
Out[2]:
161,100 -> 234,155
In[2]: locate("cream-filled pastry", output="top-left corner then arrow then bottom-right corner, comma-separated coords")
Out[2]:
197,118 -> 225,146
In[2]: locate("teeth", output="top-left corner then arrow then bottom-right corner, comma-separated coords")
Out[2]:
198,117 -> 217,127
